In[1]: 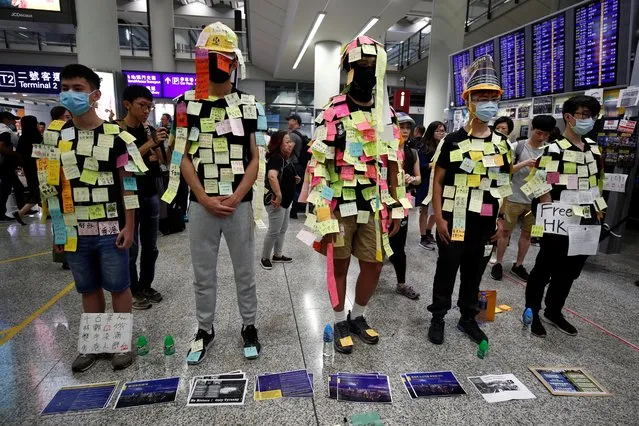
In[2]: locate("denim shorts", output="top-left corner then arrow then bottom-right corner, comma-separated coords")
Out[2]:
66,234 -> 130,294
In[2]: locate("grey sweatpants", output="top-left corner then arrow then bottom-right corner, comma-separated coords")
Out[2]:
261,204 -> 291,259
189,201 -> 257,330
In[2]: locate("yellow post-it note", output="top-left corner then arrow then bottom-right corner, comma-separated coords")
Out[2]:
594,196 -> 607,210
213,137 -> 228,152
563,162 -> 577,174
58,140 -> 73,153
470,151 -> 483,162
451,228 -> 465,241
443,185 -> 456,199
47,160 -> 60,185
531,224 -> 544,237
48,120 -> 66,131
498,304 -> 512,311
449,149 -> 463,162
316,206 -> 331,222
467,174 -> 481,188
79,169 -> 98,185
187,101 -> 202,115
557,139 -> 571,149
88,204 -> 106,220
118,131 -> 137,144
539,156 -> 551,168
391,207 -> 404,219
494,307 -> 503,314
483,142 -> 495,155
442,199 -> 454,212
103,123 -> 120,135
365,329 -> 378,337
123,195 -> 140,210
356,210 -> 370,224
454,174 -> 467,187
200,118 -> 216,133
339,336 -> 353,347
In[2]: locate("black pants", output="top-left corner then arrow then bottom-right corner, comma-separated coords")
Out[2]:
427,220 -> 494,319
129,195 -> 160,294
525,233 -> 588,316
0,167 -> 25,217
389,217 -> 408,283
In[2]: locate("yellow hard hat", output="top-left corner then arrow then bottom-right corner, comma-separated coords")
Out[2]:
196,22 -> 239,53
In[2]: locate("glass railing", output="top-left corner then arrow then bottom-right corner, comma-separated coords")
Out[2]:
173,27 -> 249,61
0,29 -> 76,52
465,0 -> 520,31
118,24 -> 150,56
386,26 -> 430,70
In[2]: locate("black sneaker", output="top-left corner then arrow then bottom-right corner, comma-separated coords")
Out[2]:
62,262 -> 71,270
186,328 -> 215,365
491,263 -> 503,280
143,287 -> 163,303
348,312 -> 379,345
333,320 -> 353,354
543,312 -> 577,336
428,318 -> 445,345
132,294 -> 152,310
71,353 -> 97,372
12,212 -> 26,226
511,264 -> 530,281
260,258 -> 273,270
241,325 -> 261,359
272,255 -> 293,263
419,235 -> 436,250
531,313 -> 547,338
457,318 -> 488,344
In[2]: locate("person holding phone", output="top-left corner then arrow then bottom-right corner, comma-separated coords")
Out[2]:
260,131 -> 299,270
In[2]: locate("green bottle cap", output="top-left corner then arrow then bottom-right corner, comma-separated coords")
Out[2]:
479,340 -> 488,350
137,335 -> 148,346
164,335 -> 174,347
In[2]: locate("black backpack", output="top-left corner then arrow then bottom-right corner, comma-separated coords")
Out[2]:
291,129 -> 311,174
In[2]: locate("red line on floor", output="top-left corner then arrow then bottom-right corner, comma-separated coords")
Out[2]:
502,273 -> 639,352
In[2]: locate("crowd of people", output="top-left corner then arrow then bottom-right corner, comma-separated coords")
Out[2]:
0,22 -> 606,372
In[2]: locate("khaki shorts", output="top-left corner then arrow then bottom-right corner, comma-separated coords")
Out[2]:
503,200 -> 535,233
332,210 -> 379,263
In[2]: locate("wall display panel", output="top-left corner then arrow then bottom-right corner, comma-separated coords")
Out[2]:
532,14 -> 566,96
452,50 -> 471,107
499,29 -> 526,100
473,41 -> 494,61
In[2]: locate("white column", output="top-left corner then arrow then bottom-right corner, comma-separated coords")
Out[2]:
149,0 -> 176,72
314,41 -> 341,109
423,0 -> 466,125
75,0 -> 121,72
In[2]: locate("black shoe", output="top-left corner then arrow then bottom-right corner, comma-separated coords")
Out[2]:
511,263 -> 530,281
543,312 -> 577,336
132,294 -> 152,310
186,328 -> 215,365
62,262 -> 71,270
25,209 -> 38,215
12,212 -> 26,226
457,318 -> 488,344
289,212 -> 298,219
272,255 -> 293,263
241,325 -> 261,359
348,312 -> 379,345
531,313 -> 547,338
428,318 -> 445,345
333,320 -> 353,354
491,263 -> 503,281
0,215 -> 12,222
260,258 -> 273,270
143,287 -> 163,303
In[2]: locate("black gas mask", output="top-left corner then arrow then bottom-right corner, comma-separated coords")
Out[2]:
348,62 -> 377,102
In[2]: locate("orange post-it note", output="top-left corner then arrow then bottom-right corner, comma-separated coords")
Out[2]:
217,54 -> 232,73
494,307 -> 503,313
316,206 -> 331,222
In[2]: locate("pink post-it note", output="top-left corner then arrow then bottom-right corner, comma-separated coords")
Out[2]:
546,172 -> 560,184
323,107 -> 336,122
326,244 -> 339,309
333,94 -> 347,104
365,164 -> 377,179
356,121 -> 372,132
311,176 -> 322,187
397,149 -> 404,162
346,39 -> 358,52
381,218 -> 388,233
363,129 -> 376,141
333,103 -> 350,118
381,207 -> 388,219
480,203 -> 493,217
340,166 -> 355,180
378,179 -> 388,190
393,127 -> 400,139
116,153 -> 129,168
326,121 -> 337,136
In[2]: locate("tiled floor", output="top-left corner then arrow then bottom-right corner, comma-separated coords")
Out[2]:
1,212 -> 638,425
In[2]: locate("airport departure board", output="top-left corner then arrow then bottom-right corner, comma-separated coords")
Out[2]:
532,14 -> 565,96
473,41 -> 494,61
499,29 -> 526,100
573,0 -> 619,90
452,50 -> 471,107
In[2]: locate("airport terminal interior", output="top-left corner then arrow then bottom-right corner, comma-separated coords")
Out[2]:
1,0 -> 639,425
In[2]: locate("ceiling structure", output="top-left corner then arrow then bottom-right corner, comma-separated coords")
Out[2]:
248,0 -> 423,81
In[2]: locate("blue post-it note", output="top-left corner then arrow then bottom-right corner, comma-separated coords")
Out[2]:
171,151 -> 183,165
255,131 -> 266,146
244,346 -> 259,359
256,102 -> 265,116
349,142 -> 363,157
123,177 -> 137,191
186,351 -> 201,363
321,185 -> 334,201
257,116 -> 268,131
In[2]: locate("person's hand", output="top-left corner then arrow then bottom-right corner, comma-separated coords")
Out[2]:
115,227 -> 134,249
202,195 -> 235,217
388,218 -> 401,237
491,217 -> 504,243
404,175 -> 415,185
155,127 -> 168,143
435,216 -> 450,245
522,158 -> 537,168
54,244 -> 65,253
149,153 -> 158,162
271,194 -> 281,209
295,175 -> 301,184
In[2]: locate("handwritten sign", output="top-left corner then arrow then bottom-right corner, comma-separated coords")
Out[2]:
77,313 -> 132,354
535,203 -> 581,236
602,173 -> 627,193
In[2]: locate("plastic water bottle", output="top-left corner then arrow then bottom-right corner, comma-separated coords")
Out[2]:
322,324 -> 333,366
477,292 -> 488,322
136,335 -> 149,371
163,335 -> 175,374
522,308 -> 533,338
477,339 -> 489,359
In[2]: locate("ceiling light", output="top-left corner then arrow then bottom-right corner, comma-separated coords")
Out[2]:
292,12 -> 326,70
18,26 -> 27,30
355,17 -> 379,38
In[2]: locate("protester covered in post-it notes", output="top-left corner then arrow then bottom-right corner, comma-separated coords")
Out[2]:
425,55 -> 512,346
524,95 -> 605,339
301,36 -> 407,356
161,22 -> 264,364
46,64 -> 139,373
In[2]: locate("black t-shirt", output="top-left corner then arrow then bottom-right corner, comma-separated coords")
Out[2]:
436,127 -> 512,227
179,88 -> 257,203
126,124 -> 158,198
265,153 -> 296,208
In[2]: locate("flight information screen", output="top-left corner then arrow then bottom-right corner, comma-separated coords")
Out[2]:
532,14 -> 565,96
573,0 -> 619,90
452,50 -> 471,107
473,41 -> 494,61
499,29 -> 526,100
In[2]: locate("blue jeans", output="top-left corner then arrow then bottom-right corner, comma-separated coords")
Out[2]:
66,234 -> 130,294
129,194 -> 160,294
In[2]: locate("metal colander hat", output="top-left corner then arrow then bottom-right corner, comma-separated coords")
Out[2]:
196,22 -> 239,53
462,54 -> 502,101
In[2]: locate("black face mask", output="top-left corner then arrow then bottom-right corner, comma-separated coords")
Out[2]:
209,54 -> 232,83
349,64 -> 376,102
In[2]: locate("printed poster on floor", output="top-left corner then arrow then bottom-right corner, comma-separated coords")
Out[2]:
529,367 -> 610,396
332,373 -> 393,404
41,382 -> 119,415
187,378 -> 248,406
467,374 -> 535,403
401,371 -> 466,399
114,377 -> 180,409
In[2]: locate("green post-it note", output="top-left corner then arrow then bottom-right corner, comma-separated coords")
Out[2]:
244,346 -> 259,359
449,149 -> 463,162
563,162 -> 577,174
531,224 -> 544,237
351,412 -> 382,426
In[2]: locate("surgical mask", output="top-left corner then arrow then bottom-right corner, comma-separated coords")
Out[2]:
60,90 -> 95,116
473,101 -> 499,123
571,117 -> 594,136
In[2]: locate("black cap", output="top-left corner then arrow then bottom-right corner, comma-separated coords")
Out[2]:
285,113 -> 301,124
0,111 -> 18,121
